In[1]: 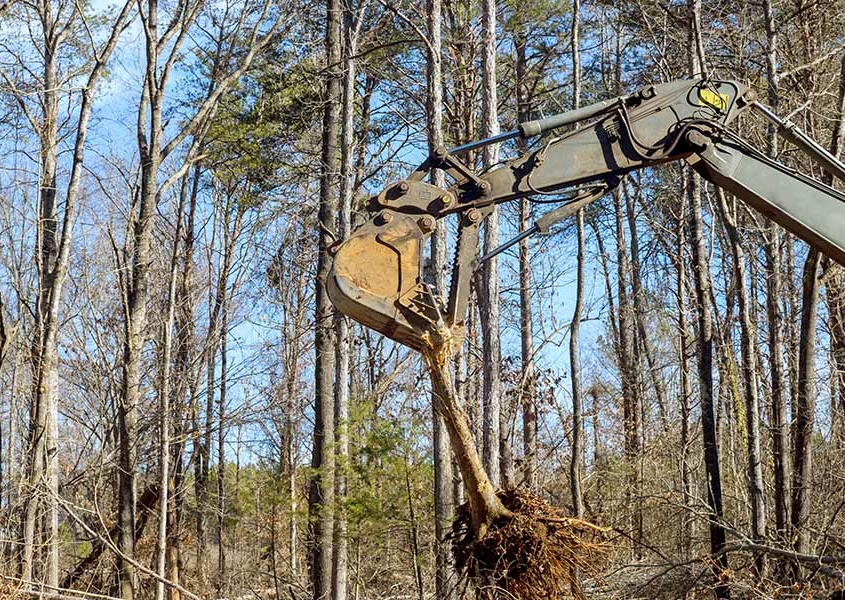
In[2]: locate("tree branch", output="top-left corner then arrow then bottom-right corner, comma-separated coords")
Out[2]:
780,45 -> 845,81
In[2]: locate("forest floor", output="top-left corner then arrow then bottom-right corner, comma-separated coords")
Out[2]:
587,560 -> 844,599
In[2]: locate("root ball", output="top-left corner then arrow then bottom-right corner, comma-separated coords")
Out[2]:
452,488 -> 608,600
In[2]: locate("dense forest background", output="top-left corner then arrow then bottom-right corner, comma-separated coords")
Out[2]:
2,0 -> 845,598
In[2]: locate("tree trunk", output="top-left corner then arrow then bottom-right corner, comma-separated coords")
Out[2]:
215,206 -> 239,596
826,56 -> 845,445
828,264 -> 845,443
424,344 -> 510,538
676,170 -> 694,560
217,306 -> 228,596
513,9 -> 537,493
154,174 -> 189,600
566,0 -> 584,518
120,1 -> 166,585
405,464 -> 424,600
689,172 -> 729,599
791,248 -> 819,558
478,0 -> 503,488
717,190 -> 767,576
761,0 -> 790,544
170,163 -> 204,600
627,188 -> 668,428
426,0 -> 455,593
687,2 -> 729,596
25,16 -> 61,584
570,206 -> 586,520
332,0 -> 362,595
198,195 -> 239,589
278,220 -> 310,582
310,0 -> 341,594
612,184 -> 642,557
198,259 -> 216,583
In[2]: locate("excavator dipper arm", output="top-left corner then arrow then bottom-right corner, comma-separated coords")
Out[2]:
689,132 -> 845,264
326,78 -> 845,351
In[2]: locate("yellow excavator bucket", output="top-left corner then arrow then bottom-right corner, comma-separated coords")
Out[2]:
326,210 -> 437,351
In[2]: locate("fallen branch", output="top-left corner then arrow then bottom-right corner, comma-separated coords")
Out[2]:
49,486 -> 201,600
721,542 -> 845,568
1,575 -> 121,600
62,484 -> 159,589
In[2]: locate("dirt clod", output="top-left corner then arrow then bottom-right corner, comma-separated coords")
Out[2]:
451,488 -> 609,600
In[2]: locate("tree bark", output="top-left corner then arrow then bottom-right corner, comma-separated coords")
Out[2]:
512,7 -> 537,493
153,175 -> 187,600
687,2 -> 729,595
570,206 -> 586,521
213,203 -> 241,597
627,188 -> 668,428
761,0 -> 791,544
24,9 -> 61,584
689,172 -> 729,599
170,162 -> 207,600
118,3 -> 172,595
567,0 -> 584,518
717,189 -> 767,576
828,264 -> 845,443
331,0 -> 363,595
424,343 -> 510,538
310,0 -> 341,594
426,0 -> 455,594
676,170 -> 694,560
791,247 -> 819,558
608,179 -> 643,558
273,217 -> 311,584
825,55 -> 845,445
478,0 -> 503,488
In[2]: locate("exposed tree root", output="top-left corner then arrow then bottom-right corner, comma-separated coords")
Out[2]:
452,488 -> 609,600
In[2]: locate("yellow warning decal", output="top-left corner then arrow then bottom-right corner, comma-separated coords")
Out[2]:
698,89 -> 730,111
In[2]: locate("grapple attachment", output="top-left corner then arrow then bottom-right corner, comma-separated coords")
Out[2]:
327,207 -> 445,351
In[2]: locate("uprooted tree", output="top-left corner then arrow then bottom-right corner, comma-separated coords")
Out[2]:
422,329 -> 606,600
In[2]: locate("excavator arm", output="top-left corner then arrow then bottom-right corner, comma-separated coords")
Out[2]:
327,78 -> 845,351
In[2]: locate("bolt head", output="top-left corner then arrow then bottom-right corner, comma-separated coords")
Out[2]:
418,216 -> 436,233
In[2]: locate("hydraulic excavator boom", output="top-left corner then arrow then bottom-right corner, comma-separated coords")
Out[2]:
327,78 -> 845,351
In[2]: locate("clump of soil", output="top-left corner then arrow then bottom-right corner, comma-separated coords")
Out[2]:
451,488 -> 608,600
